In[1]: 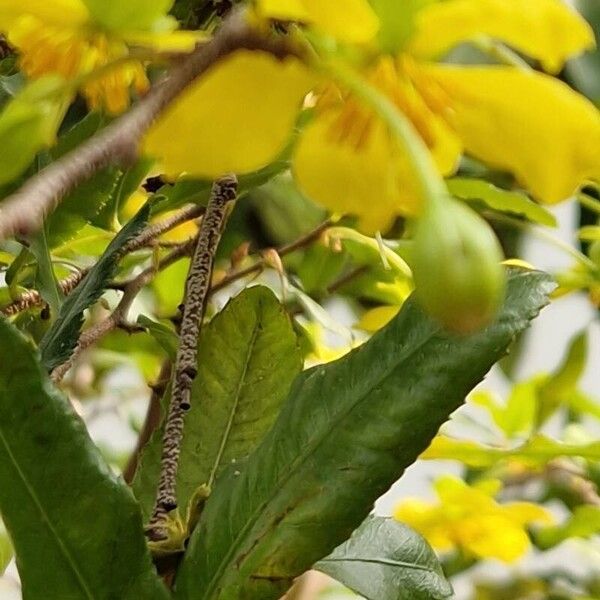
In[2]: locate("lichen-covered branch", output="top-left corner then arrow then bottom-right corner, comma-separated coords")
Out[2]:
146,175 -> 237,539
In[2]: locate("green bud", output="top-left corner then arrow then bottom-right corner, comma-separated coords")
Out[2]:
412,199 -> 506,334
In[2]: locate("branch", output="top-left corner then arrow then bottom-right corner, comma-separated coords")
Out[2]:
123,359 -> 172,484
0,203 -> 204,317
210,218 -> 333,294
0,11 -> 294,241
47,217 -> 331,381
147,175 -> 237,540
50,236 -> 197,382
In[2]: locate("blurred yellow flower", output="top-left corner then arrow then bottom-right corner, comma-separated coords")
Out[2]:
145,0 -> 600,232
0,0 -> 200,113
394,475 -> 552,563
121,190 -> 198,242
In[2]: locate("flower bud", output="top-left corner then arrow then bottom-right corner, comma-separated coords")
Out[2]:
413,199 -> 506,334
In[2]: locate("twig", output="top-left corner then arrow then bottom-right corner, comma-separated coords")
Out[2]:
47,217 -> 331,381
547,459 -> 600,506
50,237 -> 198,382
121,203 -> 205,253
123,360 -> 172,484
0,203 -> 204,317
0,11 -> 295,240
146,175 -> 237,540
210,218 -> 333,294
326,265 -> 369,294
1,270 -> 85,317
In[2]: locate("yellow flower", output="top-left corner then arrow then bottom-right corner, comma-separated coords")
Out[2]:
394,475 -> 552,563
144,0 -> 600,231
0,0 -> 200,114
121,189 -> 198,242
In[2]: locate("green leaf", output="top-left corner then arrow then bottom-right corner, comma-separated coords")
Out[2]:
448,178 -> 557,227
0,318 -> 168,600
133,286 -> 302,520
39,204 -> 151,371
423,434 -> 600,467
29,223 -> 63,319
0,522 -> 12,575
96,157 -> 154,230
578,225 -> 600,241
471,378 -> 539,439
0,77 -> 68,186
536,505 -> 600,549
537,330 -> 588,425
137,314 -> 179,361
317,516 -> 452,600
46,113 -> 124,247
174,269 -> 553,600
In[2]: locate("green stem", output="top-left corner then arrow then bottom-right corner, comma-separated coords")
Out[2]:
472,36 -> 530,69
320,59 -> 448,210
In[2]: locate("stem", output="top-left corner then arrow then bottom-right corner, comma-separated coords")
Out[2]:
320,60 -> 447,209
210,218 -> 333,294
472,36 -> 530,69
123,360 -> 172,484
146,175 -> 238,540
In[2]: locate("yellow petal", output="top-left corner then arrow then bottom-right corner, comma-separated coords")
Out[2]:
257,0 -> 310,21
460,514 -> 530,562
355,305 -> 400,332
143,50 -> 314,177
409,0 -> 595,73
293,109 -> 419,232
0,0 -> 89,28
123,30 -> 206,52
422,65 -> 600,204
257,0 -> 379,44
504,502 -> 554,526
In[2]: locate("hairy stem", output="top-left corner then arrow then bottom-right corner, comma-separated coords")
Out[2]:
146,175 -> 238,540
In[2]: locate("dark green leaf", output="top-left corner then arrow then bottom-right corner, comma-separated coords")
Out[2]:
45,113 -> 147,247
39,204 -> 150,371
133,286 -> 302,520
0,524 -> 12,575
95,156 -> 154,230
0,318 -> 168,600
175,270 -> 553,600
29,223 -> 63,318
316,517 -> 452,600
